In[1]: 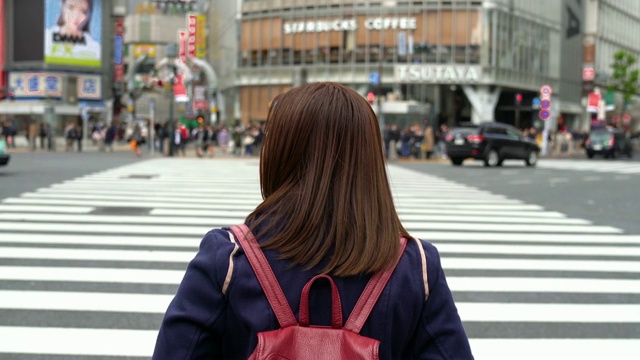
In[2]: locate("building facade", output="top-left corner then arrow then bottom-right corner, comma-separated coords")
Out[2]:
1,0 -> 114,137
233,0 -> 585,131
587,0 -> 640,131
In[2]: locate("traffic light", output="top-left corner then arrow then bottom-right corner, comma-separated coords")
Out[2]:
515,93 -> 523,105
367,91 -> 375,105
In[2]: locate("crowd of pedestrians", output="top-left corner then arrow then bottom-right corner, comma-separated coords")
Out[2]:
383,123 -> 449,160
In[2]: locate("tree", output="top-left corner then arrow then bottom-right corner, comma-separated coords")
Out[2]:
607,50 -> 639,115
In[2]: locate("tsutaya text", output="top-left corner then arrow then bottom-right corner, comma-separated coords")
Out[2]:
395,65 -> 482,83
283,17 -> 417,34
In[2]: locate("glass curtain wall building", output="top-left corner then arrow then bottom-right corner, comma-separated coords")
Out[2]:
235,0 -> 578,130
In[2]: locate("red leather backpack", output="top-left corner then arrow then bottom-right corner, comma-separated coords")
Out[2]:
230,224 -> 407,360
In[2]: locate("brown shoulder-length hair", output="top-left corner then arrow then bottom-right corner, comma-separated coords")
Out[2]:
246,82 -> 411,277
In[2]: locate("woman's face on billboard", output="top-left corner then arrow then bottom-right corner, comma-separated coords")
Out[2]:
61,0 -> 90,35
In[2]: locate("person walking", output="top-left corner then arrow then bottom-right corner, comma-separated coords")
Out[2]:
28,120 -> 39,151
152,82 -> 473,360
423,125 -> 435,159
130,124 -> 143,157
104,123 -> 116,152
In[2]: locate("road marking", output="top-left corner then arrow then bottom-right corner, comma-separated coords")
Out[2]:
448,277 -> 640,293
404,223 -> 619,233
2,198 -> 546,211
0,233 -> 198,247
0,205 -> 95,213
470,339 -> 640,359
437,243 -> 638,256
0,291 -> 173,313
507,179 -> 532,185
0,213 -> 590,225
0,247 -> 195,262
0,266 -> 185,284
0,327 -> 158,357
549,177 -> 569,183
442,257 -> 640,272
151,208 -> 568,219
414,232 -> 640,244
458,303 -> 640,322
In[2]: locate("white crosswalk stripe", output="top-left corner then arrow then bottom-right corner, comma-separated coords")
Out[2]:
0,159 -> 638,359
538,159 -> 640,174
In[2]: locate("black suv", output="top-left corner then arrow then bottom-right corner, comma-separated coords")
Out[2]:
445,122 -> 540,167
585,128 -> 633,159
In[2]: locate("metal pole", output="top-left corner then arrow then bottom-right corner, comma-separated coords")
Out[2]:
377,57 -> 385,130
169,75 -> 175,157
149,100 -> 155,155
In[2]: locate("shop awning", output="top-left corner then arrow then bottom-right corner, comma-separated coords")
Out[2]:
0,101 -> 82,115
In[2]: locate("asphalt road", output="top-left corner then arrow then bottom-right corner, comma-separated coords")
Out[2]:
0,152 -> 142,201
399,158 -> 640,234
0,154 -> 638,359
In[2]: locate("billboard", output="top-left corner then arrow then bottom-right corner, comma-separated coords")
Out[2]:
8,72 -> 101,100
44,0 -> 102,67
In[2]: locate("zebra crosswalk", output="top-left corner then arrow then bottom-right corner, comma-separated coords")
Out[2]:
538,159 -> 640,174
0,159 -> 638,359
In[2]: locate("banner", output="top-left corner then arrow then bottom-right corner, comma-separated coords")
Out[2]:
133,44 -> 157,58
196,15 -> 207,58
587,92 -> 600,113
114,17 -> 124,82
193,86 -> 208,110
44,0 -> 102,67
8,72 -> 101,99
178,30 -> 187,64
187,13 -> 197,59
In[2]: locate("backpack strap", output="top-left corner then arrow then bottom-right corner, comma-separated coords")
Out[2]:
230,224 -> 298,328
344,236 -> 407,333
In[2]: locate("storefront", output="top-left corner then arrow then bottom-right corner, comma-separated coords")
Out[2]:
236,1 -> 576,131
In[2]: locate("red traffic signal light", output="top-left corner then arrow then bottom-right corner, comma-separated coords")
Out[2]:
367,91 -> 375,104
515,93 -> 523,104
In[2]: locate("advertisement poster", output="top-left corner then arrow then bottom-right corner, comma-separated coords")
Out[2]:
114,16 -> 124,82
178,30 -> 187,64
44,0 -> 102,67
195,15 -> 207,58
187,13 -> 197,59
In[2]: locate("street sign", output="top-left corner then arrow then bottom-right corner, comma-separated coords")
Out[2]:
583,67 -> 595,81
369,72 -> 380,85
540,99 -> 551,109
540,85 -> 552,98
539,109 -> 550,120
532,97 -> 541,109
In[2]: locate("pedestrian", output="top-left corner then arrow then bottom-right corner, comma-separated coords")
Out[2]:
104,123 -> 116,152
217,126 -> 229,155
75,123 -> 83,152
423,124 -> 435,159
64,122 -> 77,152
130,123 -> 142,157
28,120 -> 39,151
152,82 -> 473,359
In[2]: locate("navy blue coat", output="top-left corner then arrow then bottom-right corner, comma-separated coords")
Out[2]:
153,226 -> 473,359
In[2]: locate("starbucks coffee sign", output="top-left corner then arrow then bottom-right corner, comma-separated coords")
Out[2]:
395,65 -> 482,83
283,17 -> 417,34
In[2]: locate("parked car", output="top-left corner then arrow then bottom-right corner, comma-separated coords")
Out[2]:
0,140 -> 10,167
585,128 -> 633,159
445,122 -> 540,167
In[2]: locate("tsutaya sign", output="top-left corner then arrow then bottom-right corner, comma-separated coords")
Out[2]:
395,65 -> 482,83
283,17 -> 417,34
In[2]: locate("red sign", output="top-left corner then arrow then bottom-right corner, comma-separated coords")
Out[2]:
623,113 -> 632,124
173,74 -> 189,102
178,30 -> 187,64
587,92 -> 600,113
539,85 -> 552,99
583,67 -> 595,81
187,14 -> 197,59
539,109 -> 550,120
